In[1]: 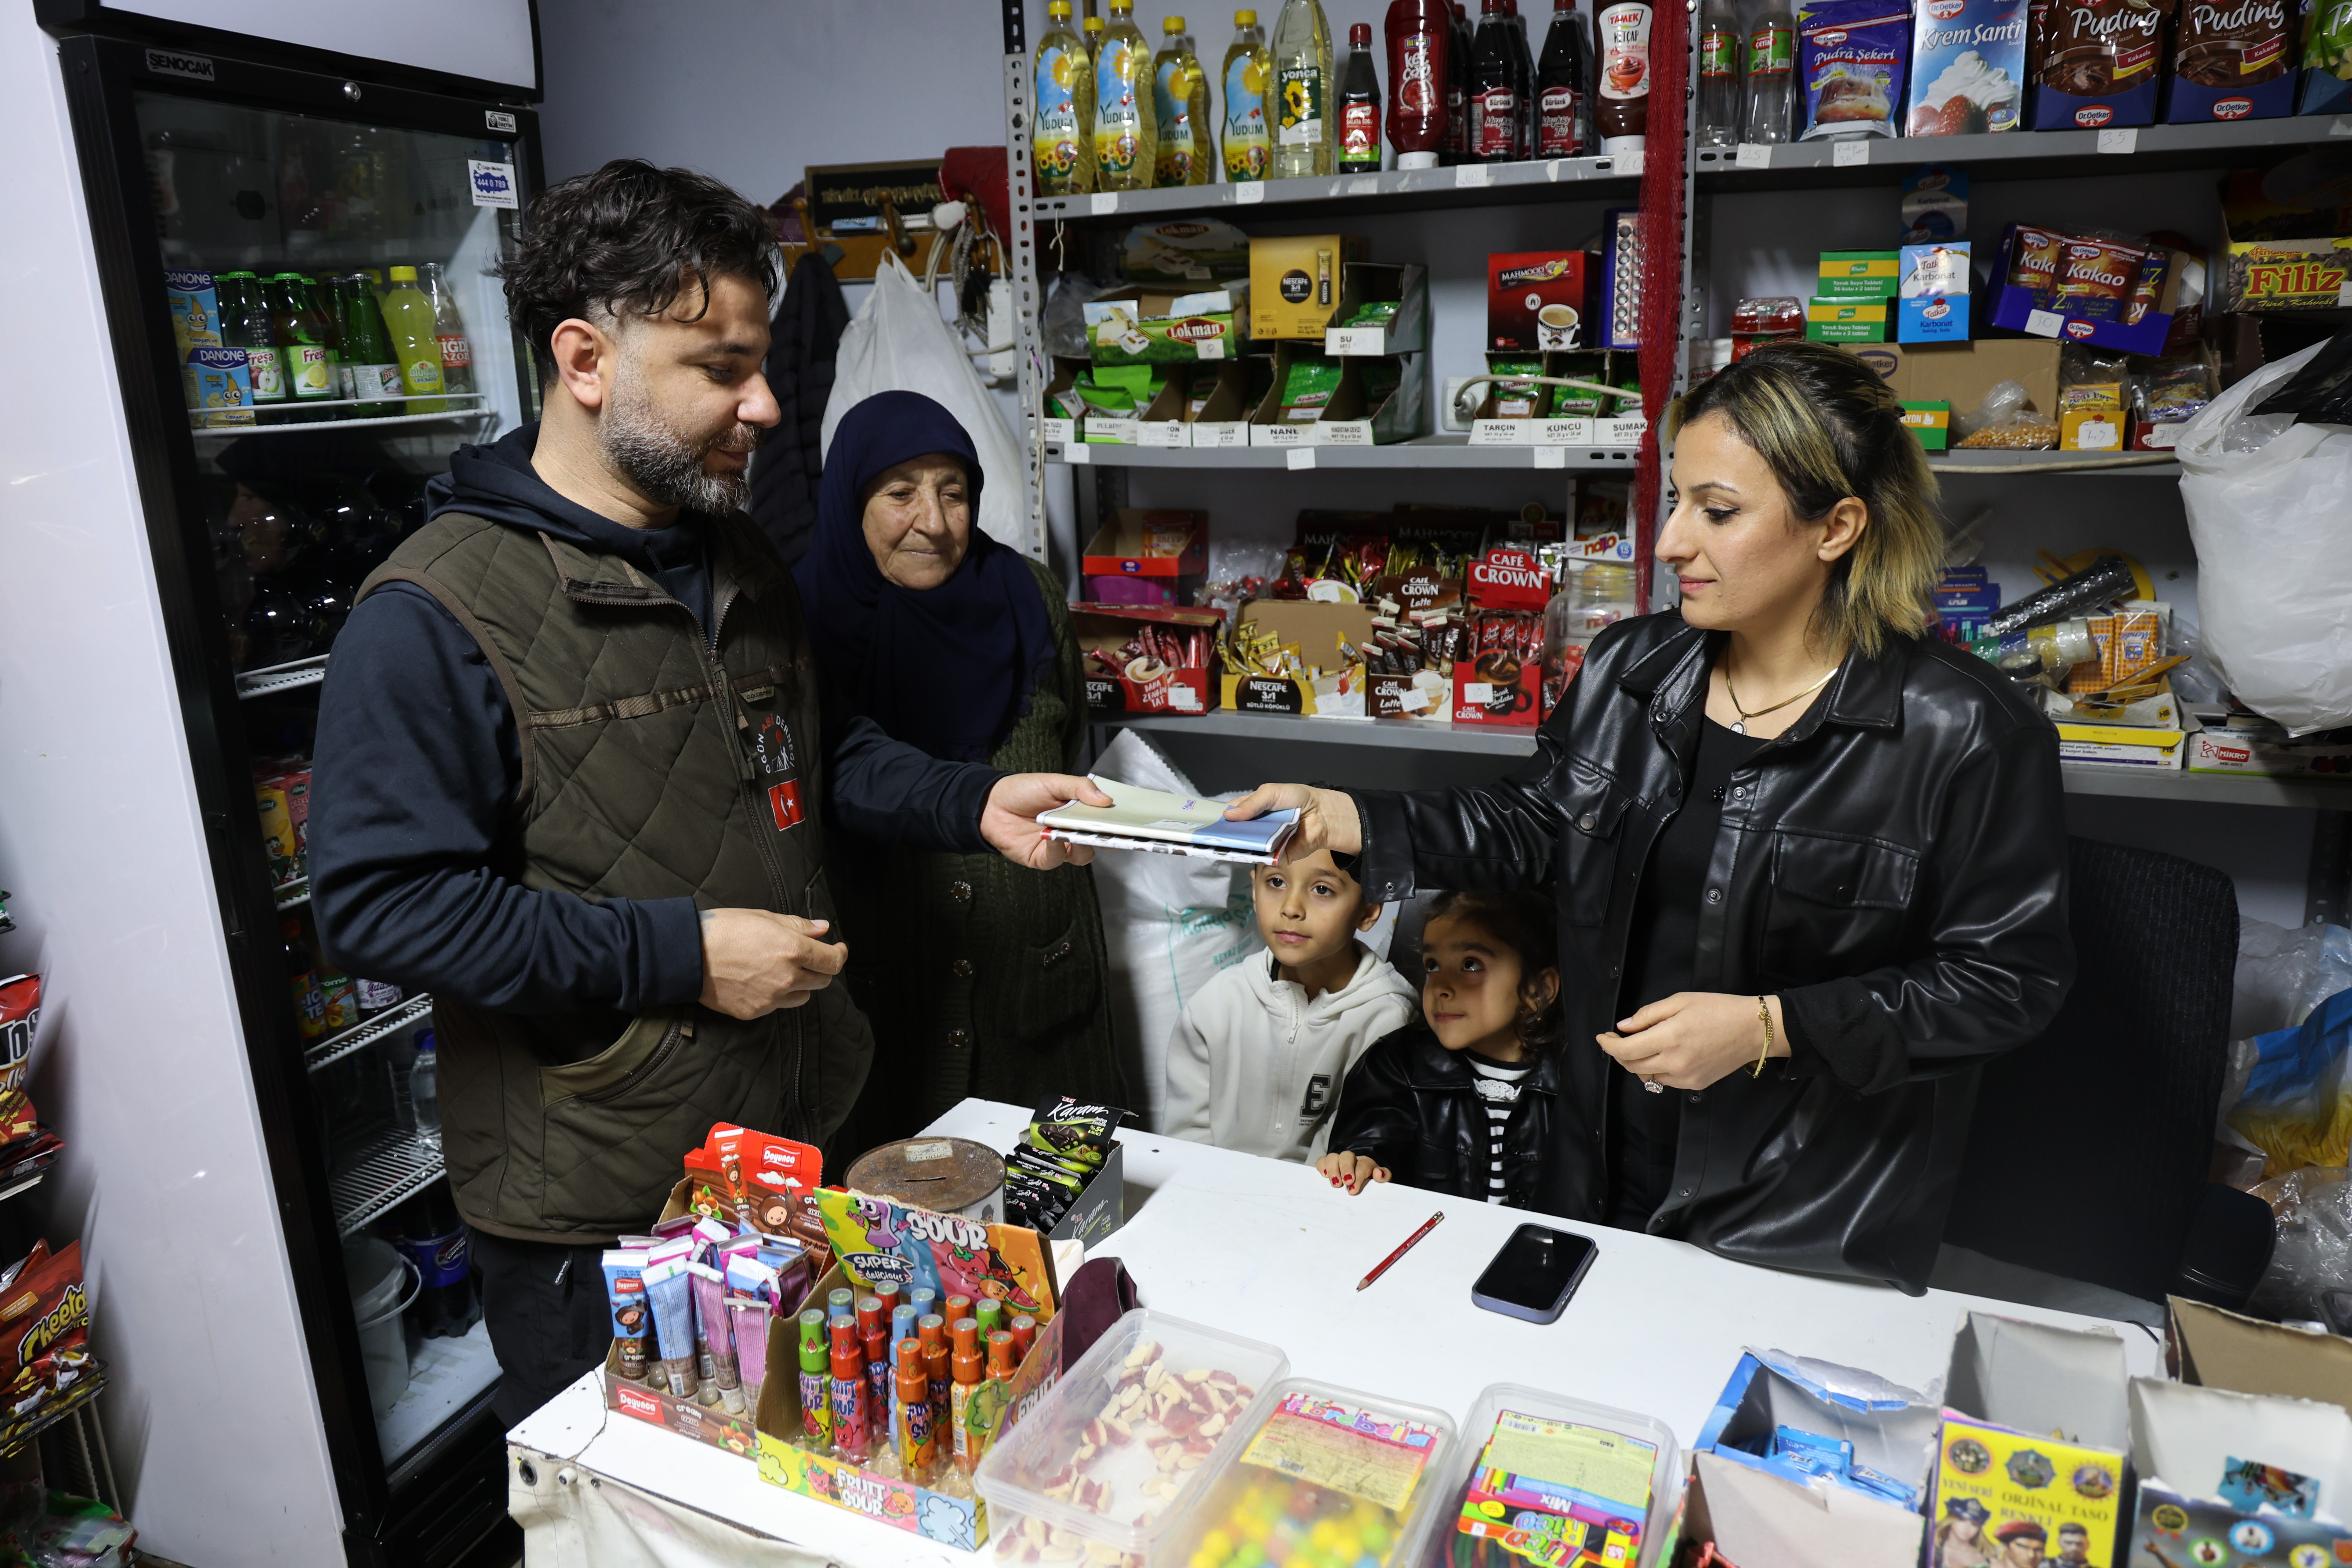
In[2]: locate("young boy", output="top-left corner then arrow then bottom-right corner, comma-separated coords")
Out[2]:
1162,848 -> 1419,1161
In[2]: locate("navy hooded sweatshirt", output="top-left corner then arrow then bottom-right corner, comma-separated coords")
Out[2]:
308,425 -> 1001,1014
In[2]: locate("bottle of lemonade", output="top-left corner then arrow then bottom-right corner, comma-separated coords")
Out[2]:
1094,0 -> 1158,191
1221,10 -> 1274,181
1033,0 -> 1096,194
379,265 -> 446,414
1271,0 -> 1335,178
419,262 -> 474,400
1153,16 -> 1213,186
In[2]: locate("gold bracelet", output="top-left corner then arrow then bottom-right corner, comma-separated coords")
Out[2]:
1752,996 -> 1773,1078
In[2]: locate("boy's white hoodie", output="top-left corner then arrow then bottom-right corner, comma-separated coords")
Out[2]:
1162,942 -> 1421,1161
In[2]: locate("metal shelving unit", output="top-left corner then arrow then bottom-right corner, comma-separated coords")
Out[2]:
235,654 -> 328,701
305,993 -> 434,1074
189,391 -> 495,437
274,875 -> 310,913
1695,115 -> 2352,191
1034,151 -> 1644,222
331,1127 -> 445,1238
1053,433 -> 1645,470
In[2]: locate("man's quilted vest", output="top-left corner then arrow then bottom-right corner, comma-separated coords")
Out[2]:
356,510 -> 870,1243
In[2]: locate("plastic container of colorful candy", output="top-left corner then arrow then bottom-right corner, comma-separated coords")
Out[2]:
1421,1383 -> 1681,1568
1151,1378 -> 1459,1568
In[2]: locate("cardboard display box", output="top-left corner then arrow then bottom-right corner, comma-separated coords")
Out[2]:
1039,356 -> 1089,446
1486,250 -> 1596,353
1695,1349 -> 1943,1508
2185,710 -> 2352,778
1079,509 -> 1207,604
2171,1295 -> 2352,1417
1675,1447 -> 1927,1568
1220,599 -> 1372,718
1325,261 -> 1431,356
1985,232 -> 2191,356
1082,285 -> 1249,366
1936,1313 -> 2131,1566
1846,340 -> 2063,429
2123,1375 -> 2352,1568
2056,718 -> 2189,769
1071,603 -> 1221,717
1132,360 -> 1259,448
1247,342 -> 1426,447
1249,233 -> 1370,339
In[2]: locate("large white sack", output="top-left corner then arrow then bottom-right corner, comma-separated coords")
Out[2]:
823,252 -> 1028,550
2176,339 -> 2352,736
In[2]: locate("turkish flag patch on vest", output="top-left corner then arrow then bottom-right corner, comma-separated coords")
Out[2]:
769,779 -> 804,831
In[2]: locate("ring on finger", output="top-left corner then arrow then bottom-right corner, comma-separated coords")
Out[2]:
1641,1075 -> 1664,1094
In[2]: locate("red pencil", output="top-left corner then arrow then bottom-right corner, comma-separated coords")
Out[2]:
1357,1211 -> 1445,1291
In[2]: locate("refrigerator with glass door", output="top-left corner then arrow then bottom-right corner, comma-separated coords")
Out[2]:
41,13 -> 542,1564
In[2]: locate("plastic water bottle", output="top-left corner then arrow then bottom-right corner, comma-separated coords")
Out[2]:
410,1030 -> 441,1150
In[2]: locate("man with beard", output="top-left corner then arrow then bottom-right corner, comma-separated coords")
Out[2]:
308,161 -> 1106,1421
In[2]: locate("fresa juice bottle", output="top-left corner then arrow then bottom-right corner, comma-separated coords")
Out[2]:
1221,10 -> 1274,181
379,265 -> 447,413
1033,0 -> 1096,195
1153,16 -> 1213,186
1093,0 -> 1158,192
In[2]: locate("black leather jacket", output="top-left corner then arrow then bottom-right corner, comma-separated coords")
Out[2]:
1330,1026 -> 1575,1211
1351,611 -> 2073,1292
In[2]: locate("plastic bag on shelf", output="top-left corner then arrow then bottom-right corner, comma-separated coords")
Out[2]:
2227,988 -> 2352,1178
1951,378 -> 2029,442
2177,337 -> 2352,734
2249,1164 -> 2352,1324
822,252 -> 1028,548
1952,378 -> 2059,450
2234,918 -> 2352,1040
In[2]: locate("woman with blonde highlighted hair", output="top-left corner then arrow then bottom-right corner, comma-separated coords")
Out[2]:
1232,342 -> 2072,1292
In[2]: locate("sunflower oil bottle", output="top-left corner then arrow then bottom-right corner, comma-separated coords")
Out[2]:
1220,10 -> 1273,181
1093,0 -> 1158,191
1152,17 -> 1213,185
1271,0 -> 1335,177
1033,0 -> 1096,194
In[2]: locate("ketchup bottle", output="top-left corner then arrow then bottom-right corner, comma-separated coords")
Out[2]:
1385,0 -> 1450,170
1338,23 -> 1383,170
1593,0 -> 1652,152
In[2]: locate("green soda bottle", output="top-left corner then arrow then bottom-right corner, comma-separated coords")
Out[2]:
333,274 -> 402,418
218,272 -> 289,411
268,274 -> 341,419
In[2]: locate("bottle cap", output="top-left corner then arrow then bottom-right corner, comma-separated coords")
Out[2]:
945,1294 -> 974,1323
895,1337 -> 925,1376
1168,13 -> 1189,30
875,1283 -> 902,1316
1350,21 -> 1371,41
892,1303 -> 919,1342
1236,8 -> 1257,22
988,1330 -> 1018,1379
389,265 -> 418,281
1049,0 -> 1071,13
1085,14 -> 1103,27
974,1298 -> 1005,1337
856,1296 -> 884,1336
918,1312 -> 947,1347
1398,151 -> 1439,169
829,1319 -> 863,1378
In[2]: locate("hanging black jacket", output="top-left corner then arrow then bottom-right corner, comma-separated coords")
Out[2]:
750,252 -> 850,568
1349,610 -> 2074,1293
1329,1027 -> 1573,1212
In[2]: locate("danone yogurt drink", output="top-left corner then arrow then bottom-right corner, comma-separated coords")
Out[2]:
1797,0 -> 1913,139
1905,0 -> 2029,133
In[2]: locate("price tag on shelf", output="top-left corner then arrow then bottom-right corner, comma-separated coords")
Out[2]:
1534,446 -> 1568,469
1833,141 -> 1869,167
1735,144 -> 1772,169
1546,159 -> 1566,181
1457,164 -> 1490,188
1287,447 -> 1318,470
2097,128 -> 2138,155
1066,442 -> 1091,464
1236,181 -> 1265,205
2334,116 -> 2352,136
1091,192 -> 1120,216
2339,282 -> 2352,308
1619,149 -> 1644,177
1347,178 -> 1380,195
2023,309 -> 2065,338
1196,336 -> 1225,360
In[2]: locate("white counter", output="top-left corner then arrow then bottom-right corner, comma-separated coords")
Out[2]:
507,1097 -> 2161,1566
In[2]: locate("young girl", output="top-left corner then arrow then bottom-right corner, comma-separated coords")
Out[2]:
1316,889 -> 1565,1208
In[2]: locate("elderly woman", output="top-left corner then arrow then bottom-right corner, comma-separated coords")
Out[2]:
1238,342 -> 2073,1293
797,391 -> 1125,1158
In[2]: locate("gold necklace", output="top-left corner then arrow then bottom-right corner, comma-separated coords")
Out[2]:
1721,663 -> 1839,736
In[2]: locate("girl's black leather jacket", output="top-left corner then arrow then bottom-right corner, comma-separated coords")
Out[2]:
1349,611 -> 2074,1292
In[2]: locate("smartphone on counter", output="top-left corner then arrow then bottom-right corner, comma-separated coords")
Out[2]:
1470,1224 -> 1598,1324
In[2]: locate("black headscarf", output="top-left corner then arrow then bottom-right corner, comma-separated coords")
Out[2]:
793,392 -> 1056,763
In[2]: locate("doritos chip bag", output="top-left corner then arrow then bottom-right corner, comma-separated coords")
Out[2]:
0,977 -> 40,1149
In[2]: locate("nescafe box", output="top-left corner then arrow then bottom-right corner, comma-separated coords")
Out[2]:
1488,252 -> 1596,352
1249,234 -> 1370,339
2164,0 -> 2296,120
